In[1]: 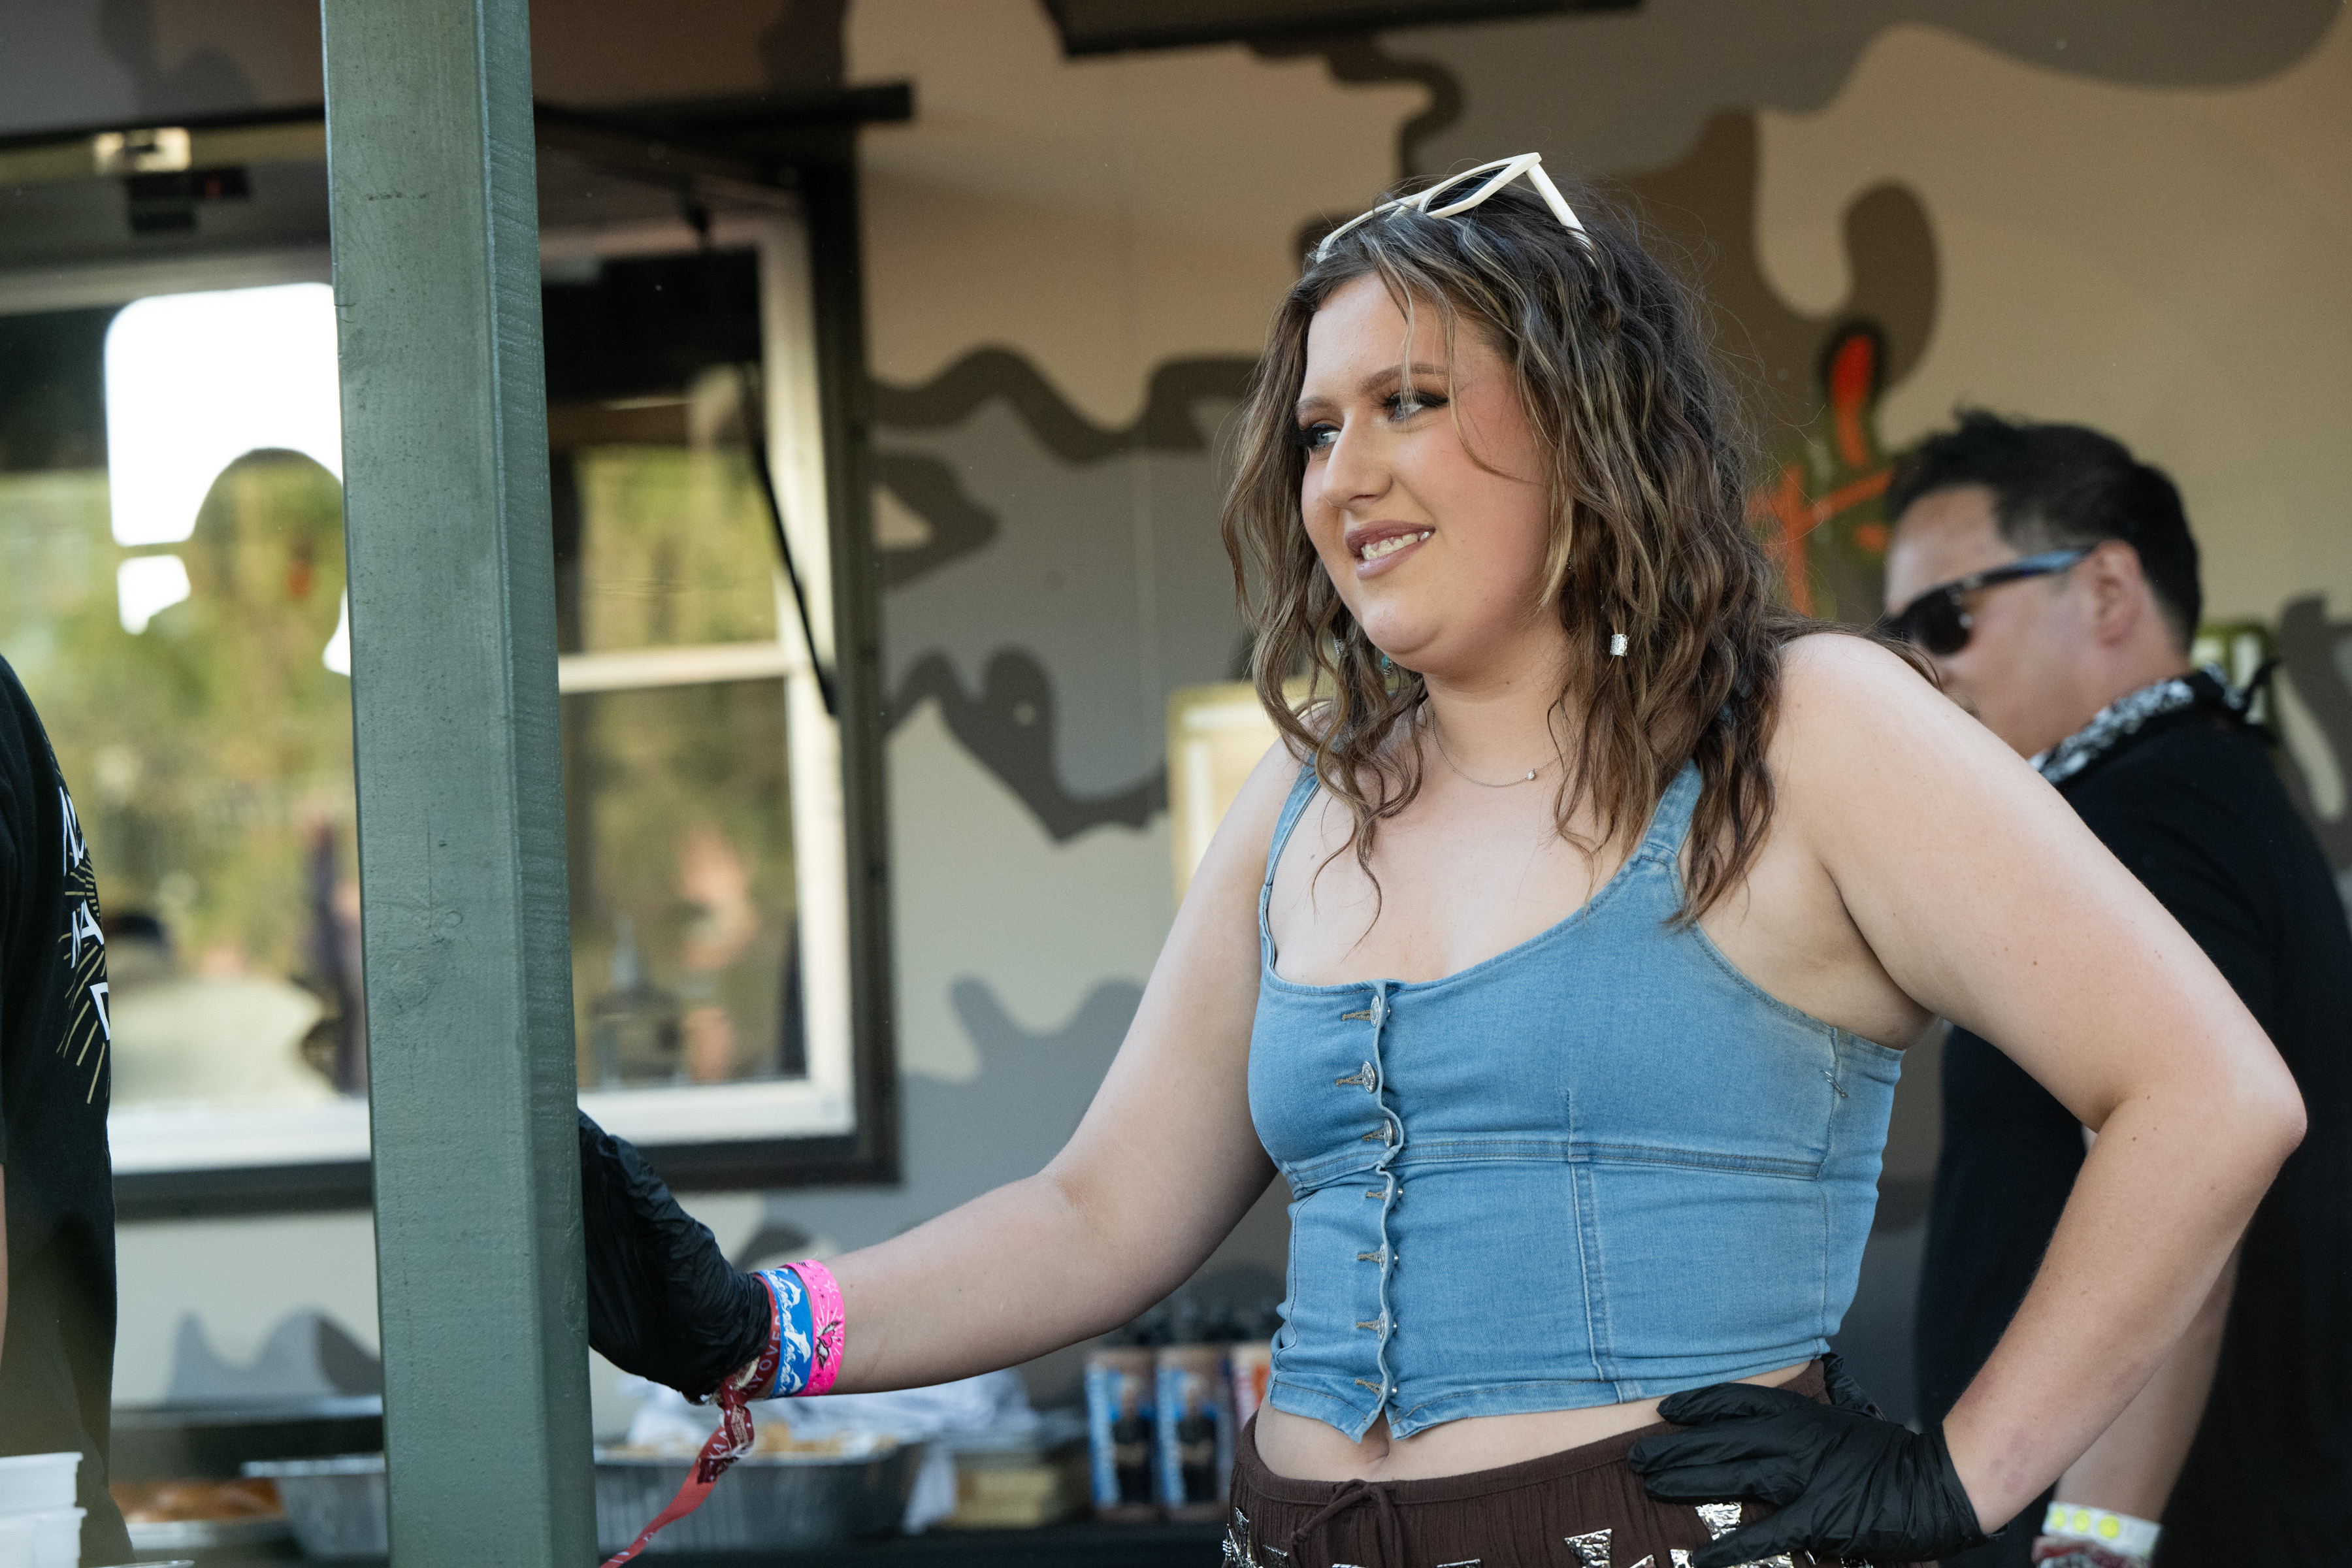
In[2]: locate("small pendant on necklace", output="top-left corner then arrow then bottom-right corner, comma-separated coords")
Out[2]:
1522,770 -> 1535,781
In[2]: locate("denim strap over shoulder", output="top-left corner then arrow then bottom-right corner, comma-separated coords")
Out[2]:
1635,758 -> 1705,866
1259,760 -> 1323,966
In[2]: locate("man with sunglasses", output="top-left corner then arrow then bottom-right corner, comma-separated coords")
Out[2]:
1880,410 -> 2352,1568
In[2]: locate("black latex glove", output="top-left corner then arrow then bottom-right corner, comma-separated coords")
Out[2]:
578,1111 -> 769,1401
1625,1361 -> 1992,1568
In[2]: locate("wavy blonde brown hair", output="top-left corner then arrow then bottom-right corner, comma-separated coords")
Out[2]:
1221,178 -> 1814,921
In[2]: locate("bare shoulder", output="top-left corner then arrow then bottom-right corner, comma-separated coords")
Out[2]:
1770,631 -> 1994,777
1764,630 -> 2057,851
1178,730 -> 1312,918
1773,631 -> 1943,736
1229,732 -> 1313,838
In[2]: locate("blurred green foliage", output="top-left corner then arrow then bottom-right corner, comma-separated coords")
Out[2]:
563,444 -> 800,1086
0,440 -> 806,1102
0,453 -> 355,982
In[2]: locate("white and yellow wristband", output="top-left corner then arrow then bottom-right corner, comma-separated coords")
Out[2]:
2043,1502 -> 2161,1561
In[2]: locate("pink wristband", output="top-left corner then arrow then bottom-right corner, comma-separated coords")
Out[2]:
794,1258 -> 846,1397
751,1260 -> 847,1399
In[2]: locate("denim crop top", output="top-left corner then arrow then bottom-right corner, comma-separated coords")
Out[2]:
1249,760 -> 1902,1441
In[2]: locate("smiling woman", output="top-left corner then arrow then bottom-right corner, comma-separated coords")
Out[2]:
591,159 -> 2304,1568
1224,176 -> 1796,926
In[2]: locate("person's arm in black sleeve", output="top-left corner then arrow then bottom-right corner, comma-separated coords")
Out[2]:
0,1165 -> 10,1373
2049,779 -> 2274,1531
2074,785 -> 2277,1032
578,1112 -> 769,1400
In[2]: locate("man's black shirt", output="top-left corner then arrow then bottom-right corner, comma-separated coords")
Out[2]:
1916,685 -> 2352,1566
0,657 -> 130,1559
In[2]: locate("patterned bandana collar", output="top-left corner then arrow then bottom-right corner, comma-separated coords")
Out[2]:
2031,664 -> 2244,786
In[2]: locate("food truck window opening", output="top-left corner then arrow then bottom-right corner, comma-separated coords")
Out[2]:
0,196 -> 894,1214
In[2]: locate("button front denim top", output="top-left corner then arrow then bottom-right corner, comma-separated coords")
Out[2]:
1250,760 -> 1902,1441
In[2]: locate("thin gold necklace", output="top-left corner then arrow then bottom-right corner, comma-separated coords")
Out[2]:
1424,711 -> 1558,789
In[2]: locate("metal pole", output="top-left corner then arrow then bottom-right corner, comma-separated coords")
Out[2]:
320,0 -> 595,1561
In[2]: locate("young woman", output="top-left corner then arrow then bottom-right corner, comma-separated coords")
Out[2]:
584,158 -> 2301,1567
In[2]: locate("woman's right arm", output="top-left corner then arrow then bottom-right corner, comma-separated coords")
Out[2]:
1760,638 -> 2299,1527
816,739 -> 1307,1394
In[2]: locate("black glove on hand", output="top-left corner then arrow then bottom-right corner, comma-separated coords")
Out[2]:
578,1111 -> 769,1401
1625,1364 -> 1991,1568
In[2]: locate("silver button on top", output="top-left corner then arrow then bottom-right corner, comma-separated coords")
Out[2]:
1348,983 -> 1399,1415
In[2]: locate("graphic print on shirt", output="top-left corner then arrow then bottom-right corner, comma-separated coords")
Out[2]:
54,783 -> 110,1103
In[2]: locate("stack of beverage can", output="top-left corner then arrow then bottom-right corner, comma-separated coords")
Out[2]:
1083,1296 -> 1277,1522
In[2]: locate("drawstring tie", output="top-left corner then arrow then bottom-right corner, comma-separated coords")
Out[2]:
1286,1476 -> 1404,1567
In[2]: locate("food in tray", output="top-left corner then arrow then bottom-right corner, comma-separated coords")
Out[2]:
600,1436 -> 708,1459
750,1421 -> 890,1458
601,1414 -> 900,1461
112,1476 -> 285,1522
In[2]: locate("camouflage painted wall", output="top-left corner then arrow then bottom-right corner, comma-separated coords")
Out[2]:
811,0 -> 2352,1410
12,0 -> 2347,1423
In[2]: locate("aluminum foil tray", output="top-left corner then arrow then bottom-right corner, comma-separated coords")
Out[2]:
125,1515 -> 295,1552
240,1456 -> 386,1560
245,1447 -> 913,1558
593,1448 -> 914,1555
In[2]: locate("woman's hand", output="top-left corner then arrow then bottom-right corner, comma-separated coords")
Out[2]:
578,1111 -> 769,1400
1628,1364 -> 1989,1567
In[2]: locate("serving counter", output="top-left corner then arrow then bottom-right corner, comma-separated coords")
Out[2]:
129,1519 -> 1226,1567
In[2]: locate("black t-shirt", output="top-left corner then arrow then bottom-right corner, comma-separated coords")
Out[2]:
0,657 -> 130,1560
1915,696 -> 2352,1565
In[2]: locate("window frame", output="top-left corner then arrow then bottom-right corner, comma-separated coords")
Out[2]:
0,149 -> 897,1218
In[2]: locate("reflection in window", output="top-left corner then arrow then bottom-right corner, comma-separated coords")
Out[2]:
2,231 -> 857,1179
0,445 -> 363,1112
103,283 -> 344,547
557,376 -> 815,1091
572,681 -> 802,1086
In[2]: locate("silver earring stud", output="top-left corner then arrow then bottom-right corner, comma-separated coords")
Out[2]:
1609,631 -> 1628,657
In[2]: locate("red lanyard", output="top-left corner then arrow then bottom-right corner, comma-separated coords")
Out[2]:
598,1279 -> 784,1565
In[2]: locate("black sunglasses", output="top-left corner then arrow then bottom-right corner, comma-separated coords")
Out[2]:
1877,546 -> 2095,656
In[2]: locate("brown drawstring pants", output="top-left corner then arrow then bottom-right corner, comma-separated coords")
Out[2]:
1224,1361 -> 1922,1568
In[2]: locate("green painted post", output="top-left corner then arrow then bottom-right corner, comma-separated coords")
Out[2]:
319,0 -> 595,1561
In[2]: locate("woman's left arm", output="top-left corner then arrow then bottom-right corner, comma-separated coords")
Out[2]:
1780,638 -> 2304,1530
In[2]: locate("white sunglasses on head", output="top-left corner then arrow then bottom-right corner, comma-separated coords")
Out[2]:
1313,152 -> 1588,263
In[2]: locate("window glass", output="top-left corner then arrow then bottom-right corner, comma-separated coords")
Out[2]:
564,437 -> 806,1086
1,432 -> 361,1113
0,223 -> 866,1188
574,440 -> 781,651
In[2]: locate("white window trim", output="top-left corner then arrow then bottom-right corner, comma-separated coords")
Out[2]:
7,212 -> 863,1173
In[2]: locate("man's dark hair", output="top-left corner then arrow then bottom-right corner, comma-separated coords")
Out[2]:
1887,410 -> 2202,647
